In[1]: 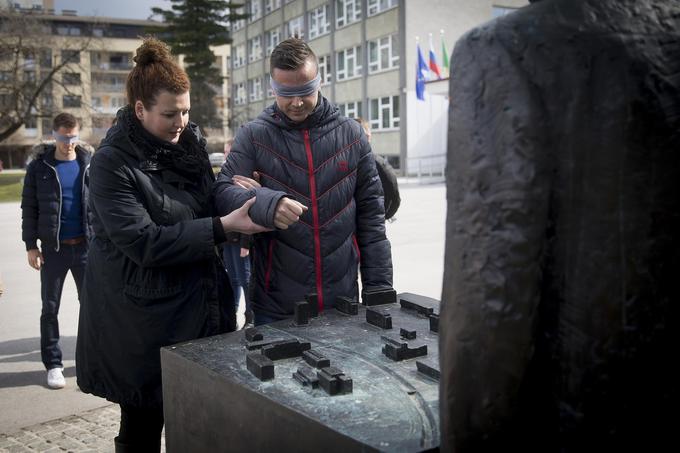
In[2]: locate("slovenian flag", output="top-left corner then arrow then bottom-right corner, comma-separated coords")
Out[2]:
429,33 -> 442,79
416,41 -> 428,101
441,30 -> 449,75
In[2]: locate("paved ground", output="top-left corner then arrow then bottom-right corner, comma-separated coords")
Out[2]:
0,181 -> 446,452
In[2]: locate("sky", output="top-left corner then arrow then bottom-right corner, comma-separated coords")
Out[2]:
55,0 -> 169,20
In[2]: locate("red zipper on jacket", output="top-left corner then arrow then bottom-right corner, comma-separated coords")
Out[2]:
352,234 -> 361,263
303,129 -> 324,312
264,239 -> 276,293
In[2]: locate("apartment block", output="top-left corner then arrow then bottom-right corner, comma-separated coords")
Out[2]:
228,0 -> 528,174
0,9 -> 231,168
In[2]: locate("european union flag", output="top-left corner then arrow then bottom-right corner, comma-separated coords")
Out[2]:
416,43 -> 429,101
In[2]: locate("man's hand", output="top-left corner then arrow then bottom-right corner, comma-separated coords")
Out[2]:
27,249 -> 43,270
232,171 -> 262,190
221,197 -> 272,235
239,247 -> 250,258
274,198 -> 308,230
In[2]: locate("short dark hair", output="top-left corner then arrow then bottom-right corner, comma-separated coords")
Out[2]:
270,37 -> 318,75
52,112 -> 78,130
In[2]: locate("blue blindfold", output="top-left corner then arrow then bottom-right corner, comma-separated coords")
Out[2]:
270,73 -> 321,97
53,132 -> 79,144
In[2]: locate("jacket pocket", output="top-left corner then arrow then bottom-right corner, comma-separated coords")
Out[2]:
123,283 -> 182,303
264,239 -> 276,293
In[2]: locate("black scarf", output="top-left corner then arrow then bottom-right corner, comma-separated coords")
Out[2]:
120,105 -> 210,182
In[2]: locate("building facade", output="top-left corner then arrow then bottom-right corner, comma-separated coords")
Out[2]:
228,0 -> 528,174
0,8 -> 231,168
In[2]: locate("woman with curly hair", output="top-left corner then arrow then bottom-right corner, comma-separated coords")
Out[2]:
76,37 -> 269,451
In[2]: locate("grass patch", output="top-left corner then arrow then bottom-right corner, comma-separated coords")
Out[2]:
0,172 -> 24,202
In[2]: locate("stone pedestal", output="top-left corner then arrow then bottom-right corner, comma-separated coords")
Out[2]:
161,293 -> 440,452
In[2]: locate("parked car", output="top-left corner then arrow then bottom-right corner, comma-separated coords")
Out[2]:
209,152 -> 226,167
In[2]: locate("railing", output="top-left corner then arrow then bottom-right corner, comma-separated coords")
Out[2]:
92,106 -> 121,114
91,62 -> 132,71
91,84 -> 126,93
405,153 -> 446,183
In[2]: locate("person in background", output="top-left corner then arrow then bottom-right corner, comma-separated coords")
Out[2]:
214,38 -> 393,325
355,117 -> 401,221
20,112 -> 92,390
222,138 -> 254,327
76,37 -> 269,452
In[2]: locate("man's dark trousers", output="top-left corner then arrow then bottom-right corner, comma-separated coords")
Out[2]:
40,242 -> 87,369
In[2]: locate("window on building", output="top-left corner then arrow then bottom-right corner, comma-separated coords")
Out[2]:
0,94 -> 13,109
248,77 -> 263,102
308,4 -> 330,39
336,0 -> 361,28
338,101 -> 362,119
367,0 -> 397,16
108,53 -> 132,70
24,116 -> 38,136
232,12 -> 246,31
234,82 -> 247,105
265,0 -> 281,14
23,51 -> 36,69
248,0 -> 262,23
369,95 -> 399,130
234,44 -> 246,68
0,71 -> 13,82
111,96 -> 126,109
368,34 -> 399,73
92,28 -> 104,37
492,6 -> 519,18
40,49 -> 52,68
62,50 -> 80,64
63,72 -> 81,85
318,55 -> 331,85
248,35 -> 263,62
41,118 -> 52,135
265,27 -> 281,56
285,15 -> 304,39
91,96 -> 102,110
336,45 -> 362,80
23,70 -> 36,83
40,93 -> 53,110
62,95 -> 82,108
57,26 -> 81,36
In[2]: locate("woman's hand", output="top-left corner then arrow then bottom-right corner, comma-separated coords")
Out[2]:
233,172 -> 261,190
220,197 -> 272,235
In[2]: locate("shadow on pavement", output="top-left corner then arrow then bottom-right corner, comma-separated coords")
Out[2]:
0,365 -> 77,389
0,336 -> 77,388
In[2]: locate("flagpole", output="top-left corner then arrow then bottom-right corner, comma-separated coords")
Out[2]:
415,36 -> 421,179
440,29 -> 450,78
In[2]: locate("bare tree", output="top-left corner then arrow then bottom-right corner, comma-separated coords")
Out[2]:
0,8 -> 97,143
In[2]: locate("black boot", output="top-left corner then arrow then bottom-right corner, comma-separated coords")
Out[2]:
114,436 -> 130,453
114,435 -> 160,453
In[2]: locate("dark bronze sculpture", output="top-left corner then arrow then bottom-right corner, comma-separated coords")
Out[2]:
440,0 -> 679,451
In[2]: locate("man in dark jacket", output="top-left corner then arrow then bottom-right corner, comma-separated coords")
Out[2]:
215,38 -> 393,324
21,112 -> 92,389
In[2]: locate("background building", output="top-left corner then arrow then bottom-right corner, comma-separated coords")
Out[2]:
0,5 -> 231,168
228,0 -> 528,175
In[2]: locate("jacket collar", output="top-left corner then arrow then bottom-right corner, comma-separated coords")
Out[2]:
263,94 -> 339,131
32,142 -> 92,167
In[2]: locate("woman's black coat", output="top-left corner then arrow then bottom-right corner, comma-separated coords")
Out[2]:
76,115 -> 233,408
